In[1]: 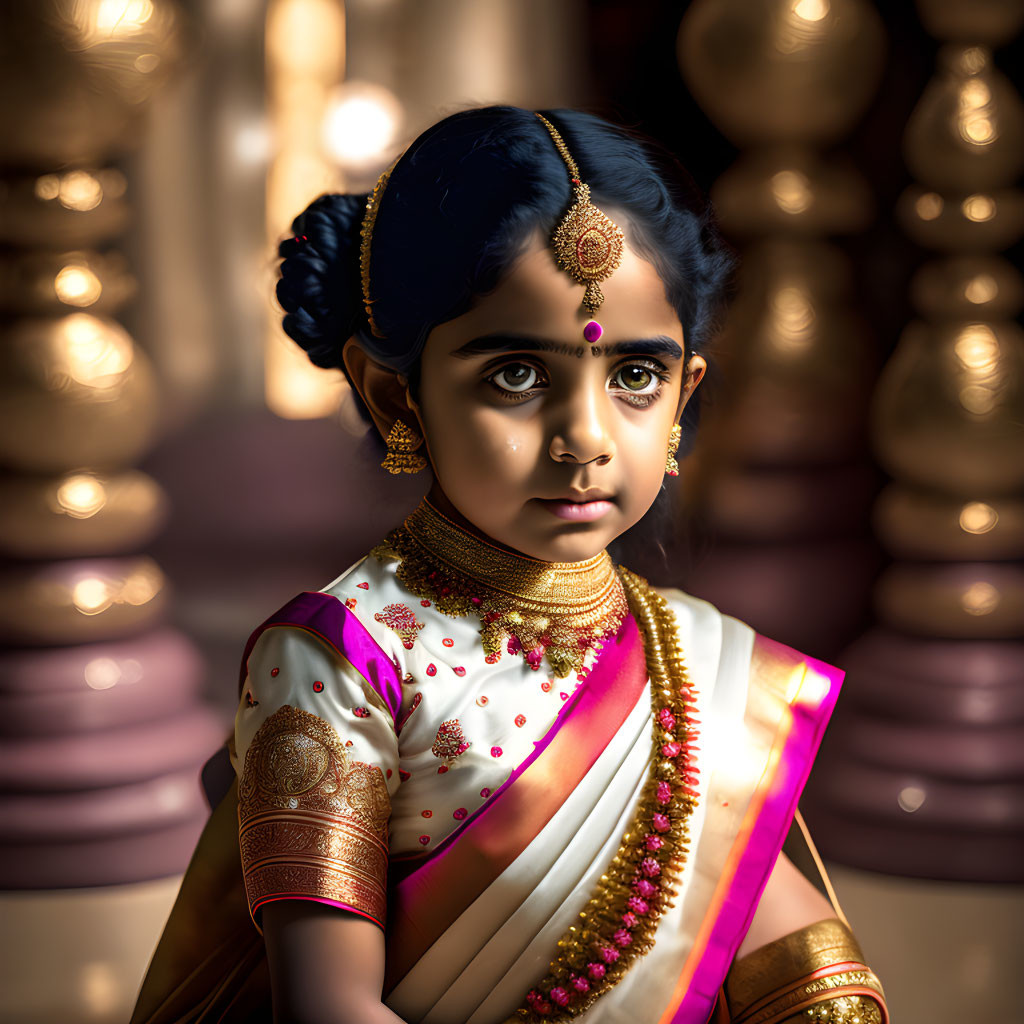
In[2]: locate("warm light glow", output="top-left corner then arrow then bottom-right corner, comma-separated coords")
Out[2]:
55,264 -> 103,307
959,46 -> 989,74
73,577 -> 113,615
914,192 -> 943,221
59,171 -> 104,212
35,174 -> 60,200
55,474 -> 107,518
955,324 -> 1003,416
79,961 -> 121,1017
958,73 -> 998,146
94,0 -> 154,33
897,785 -> 926,813
322,82 -> 402,166
770,170 -> 812,215
60,314 -> 134,387
71,565 -> 163,617
770,284 -> 816,352
964,274 -> 997,304
84,657 -> 121,689
961,581 -> 1001,615
98,168 -> 128,198
265,0 -> 346,419
962,194 -> 996,222
959,501 -> 999,535
134,52 -> 160,72
234,119 -> 272,165
792,0 -> 829,21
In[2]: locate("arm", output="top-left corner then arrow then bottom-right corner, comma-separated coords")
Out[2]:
264,902 -> 407,1024
737,851 -> 833,959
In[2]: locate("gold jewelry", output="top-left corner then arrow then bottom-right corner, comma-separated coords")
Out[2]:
381,420 -> 427,475
359,163 -> 396,340
507,569 -> 699,1022
665,424 -> 682,477
371,500 -> 628,677
535,113 -> 625,316
726,919 -> 887,1024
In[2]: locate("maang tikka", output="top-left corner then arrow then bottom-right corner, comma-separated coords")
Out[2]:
535,113 -> 625,335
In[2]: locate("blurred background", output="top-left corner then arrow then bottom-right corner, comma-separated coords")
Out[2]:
0,1 -> 1021,1021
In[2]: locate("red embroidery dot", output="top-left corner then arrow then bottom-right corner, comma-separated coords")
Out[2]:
437,765 -> 449,774
560,692 -> 569,701
270,667 -> 279,677
386,768 -> 392,778
490,746 -> 503,758
480,787 -> 491,798
426,664 -> 437,676
420,599 -> 431,607
345,740 -> 353,746
442,638 -> 454,648
453,808 -> 467,820
356,582 -> 369,589
345,598 -> 357,609
476,695 -> 489,706
454,666 -> 466,677
421,809 -> 432,818
353,706 -> 370,718
419,835 -> 430,845
312,680 -> 324,692
515,714 -> 526,727
541,681 -> 552,692
399,769 -> 411,781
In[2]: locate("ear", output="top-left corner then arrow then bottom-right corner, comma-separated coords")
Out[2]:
674,352 -> 707,422
342,340 -> 418,442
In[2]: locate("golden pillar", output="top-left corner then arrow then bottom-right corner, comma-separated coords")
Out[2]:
677,0 -> 886,655
807,2 -> 1024,879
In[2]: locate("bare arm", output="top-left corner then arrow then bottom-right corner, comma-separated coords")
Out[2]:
263,901 -> 407,1024
736,851 -> 834,959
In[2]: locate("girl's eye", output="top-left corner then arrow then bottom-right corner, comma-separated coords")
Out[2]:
490,363 -> 540,394
614,364 -> 659,394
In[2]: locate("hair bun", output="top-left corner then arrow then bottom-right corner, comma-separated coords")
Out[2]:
276,193 -> 367,369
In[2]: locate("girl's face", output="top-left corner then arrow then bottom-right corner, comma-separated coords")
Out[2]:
411,229 -> 705,563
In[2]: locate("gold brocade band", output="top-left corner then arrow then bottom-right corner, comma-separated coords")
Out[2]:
726,919 -> 887,1024
238,706 -> 391,928
372,499 -> 628,677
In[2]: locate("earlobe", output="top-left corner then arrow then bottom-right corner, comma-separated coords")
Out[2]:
342,340 -> 417,442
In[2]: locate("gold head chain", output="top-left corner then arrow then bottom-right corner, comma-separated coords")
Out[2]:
358,115 -> 626,341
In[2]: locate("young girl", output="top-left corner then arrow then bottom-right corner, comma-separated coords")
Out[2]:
132,106 -> 887,1024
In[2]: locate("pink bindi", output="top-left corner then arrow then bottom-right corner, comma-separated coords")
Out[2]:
583,320 -> 603,343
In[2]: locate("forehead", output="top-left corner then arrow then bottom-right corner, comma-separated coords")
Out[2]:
427,229 -> 683,353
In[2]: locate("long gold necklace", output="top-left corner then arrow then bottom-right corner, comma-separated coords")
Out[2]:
506,568 -> 699,1022
371,500 -> 628,678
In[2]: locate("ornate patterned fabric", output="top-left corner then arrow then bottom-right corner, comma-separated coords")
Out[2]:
238,705 -> 390,927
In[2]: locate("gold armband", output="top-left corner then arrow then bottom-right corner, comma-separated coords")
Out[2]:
726,919 -> 887,1024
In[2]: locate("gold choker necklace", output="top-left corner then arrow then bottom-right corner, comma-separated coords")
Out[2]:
371,501 -> 628,677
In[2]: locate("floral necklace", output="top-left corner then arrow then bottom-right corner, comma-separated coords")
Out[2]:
371,500 -> 629,678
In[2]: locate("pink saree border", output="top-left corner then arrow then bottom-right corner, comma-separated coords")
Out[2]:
238,591 -> 404,726
384,613 -> 647,992
659,636 -> 844,1024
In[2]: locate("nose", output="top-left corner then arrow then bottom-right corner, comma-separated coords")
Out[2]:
547,380 -> 615,466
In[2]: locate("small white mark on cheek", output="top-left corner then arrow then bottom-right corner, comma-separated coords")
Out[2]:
505,436 -> 521,454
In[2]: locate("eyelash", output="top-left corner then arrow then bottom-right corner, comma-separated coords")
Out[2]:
485,359 -> 670,407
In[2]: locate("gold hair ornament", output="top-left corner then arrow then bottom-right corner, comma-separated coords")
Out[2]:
665,424 -> 682,477
381,420 -> 427,475
360,164 -> 395,340
535,113 -> 625,316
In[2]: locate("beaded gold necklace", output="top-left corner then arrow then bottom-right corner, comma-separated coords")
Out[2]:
371,500 -> 628,678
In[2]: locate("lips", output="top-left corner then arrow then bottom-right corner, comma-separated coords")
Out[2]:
535,496 -> 615,522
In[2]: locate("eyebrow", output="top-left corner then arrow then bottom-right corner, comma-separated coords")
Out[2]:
451,332 -> 684,360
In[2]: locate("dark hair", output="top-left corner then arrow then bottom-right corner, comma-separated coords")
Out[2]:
276,105 -> 733,433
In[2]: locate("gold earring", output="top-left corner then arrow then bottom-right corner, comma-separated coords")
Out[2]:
381,420 -> 427,474
665,424 -> 682,477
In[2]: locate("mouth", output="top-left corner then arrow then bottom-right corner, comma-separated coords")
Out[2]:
534,494 -> 615,523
